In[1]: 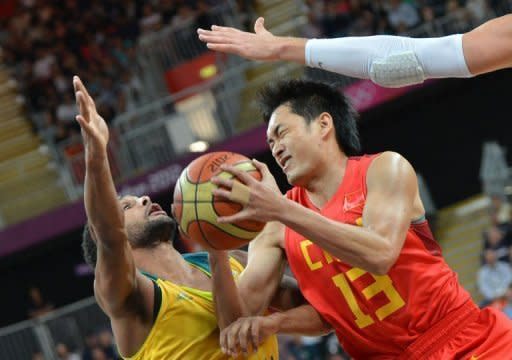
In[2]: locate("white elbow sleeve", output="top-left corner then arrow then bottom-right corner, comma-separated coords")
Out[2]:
305,34 -> 472,88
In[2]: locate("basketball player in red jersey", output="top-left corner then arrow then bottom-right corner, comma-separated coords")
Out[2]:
208,79 -> 512,359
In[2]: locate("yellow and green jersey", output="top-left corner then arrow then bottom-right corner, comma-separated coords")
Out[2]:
122,252 -> 278,360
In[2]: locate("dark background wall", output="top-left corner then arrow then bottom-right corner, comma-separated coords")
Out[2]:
2,69 -> 512,327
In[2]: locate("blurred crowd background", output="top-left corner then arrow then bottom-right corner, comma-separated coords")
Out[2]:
1,1 -> 512,359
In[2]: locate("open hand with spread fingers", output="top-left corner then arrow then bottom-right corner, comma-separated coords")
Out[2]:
73,75 -> 109,162
219,315 -> 281,358
197,17 -> 281,61
211,159 -> 284,224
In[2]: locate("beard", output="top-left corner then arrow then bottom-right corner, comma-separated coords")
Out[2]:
127,216 -> 176,248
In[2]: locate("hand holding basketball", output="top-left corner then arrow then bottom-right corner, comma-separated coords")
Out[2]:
173,152 -> 268,250
211,159 -> 284,224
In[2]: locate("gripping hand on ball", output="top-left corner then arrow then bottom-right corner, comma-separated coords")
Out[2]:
211,159 -> 284,223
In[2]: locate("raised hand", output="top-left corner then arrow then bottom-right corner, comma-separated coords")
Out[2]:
220,315 -> 280,357
197,17 -> 280,61
73,75 -> 109,161
211,159 -> 284,224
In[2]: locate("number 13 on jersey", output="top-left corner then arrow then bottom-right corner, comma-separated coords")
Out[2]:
301,240 -> 405,329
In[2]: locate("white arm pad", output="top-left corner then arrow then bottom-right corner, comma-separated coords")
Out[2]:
305,34 -> 472,87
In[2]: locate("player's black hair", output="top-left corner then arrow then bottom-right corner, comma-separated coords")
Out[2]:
258,79 -> 361,156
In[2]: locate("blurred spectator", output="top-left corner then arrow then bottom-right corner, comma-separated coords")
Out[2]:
195,1 -> 216,31
55,343 -> 81,360
160,0 -> 178,25
91,348 -> 108,360
32,351 -> 45,360
321,1 -> 353,37
466,0 -> 490,22
445,0 -> 462,13
477,250 -> 512,306
27,286 -> 54,319
82,332 -> 99,360
375,10 -> 395,35
420,5 -> 436,22
325,333 -> 350,359
283,335 -> 305,359
387,0 -> 421,33
503,286 -> 512,319
417,0 -> 447,17
80,328 -> 120,360
490,195 -> 511,225
170,4 -> 197,30
139,4 -> 162,34
298,335 -> 327,359
482,223 -> 511,263
234,0 -> 253,31
278,333 -> 352,360
445,0 -> 469,24
301,11 -> 324,38
118,72 -> 142,113
348,9 -> 376,36
56,92 -> 78,124
32,47 -> 56,80
97,328 -> 118,360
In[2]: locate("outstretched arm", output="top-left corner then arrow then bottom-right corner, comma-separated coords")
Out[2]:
198,15 -> 512,87
462,14 -> 512,75
74,76 -> 137,315
74,76 -> 153,355
208,221 -> 288,330
219,305 -> 332,357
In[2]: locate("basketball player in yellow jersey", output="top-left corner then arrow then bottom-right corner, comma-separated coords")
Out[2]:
74,75 -> 331,359
82,233 -> 279,359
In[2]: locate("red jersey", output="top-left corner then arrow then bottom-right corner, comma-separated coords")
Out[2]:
284,154 -> 473,358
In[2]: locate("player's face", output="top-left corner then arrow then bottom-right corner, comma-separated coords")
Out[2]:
120,195 -> 174,247
266,105 -> 324,186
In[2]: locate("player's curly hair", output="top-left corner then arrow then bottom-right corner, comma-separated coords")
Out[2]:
81,219 -> 178,268
258,79 -> 361,156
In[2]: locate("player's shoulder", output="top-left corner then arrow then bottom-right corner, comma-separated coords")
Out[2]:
348,152 -> 405,170
372,151 -> 406,163
367,151 -> 417,188
368,151 -> 413,172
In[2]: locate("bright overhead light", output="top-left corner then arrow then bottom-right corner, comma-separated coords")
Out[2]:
189,140 -> 209,153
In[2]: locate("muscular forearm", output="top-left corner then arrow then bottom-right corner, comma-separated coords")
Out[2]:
85,154 -> 124,241
209,252 -> 248,330
277,199 -> 394,275
269,305 -> 332,336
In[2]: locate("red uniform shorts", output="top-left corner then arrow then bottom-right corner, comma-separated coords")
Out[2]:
400,301 -> 512,359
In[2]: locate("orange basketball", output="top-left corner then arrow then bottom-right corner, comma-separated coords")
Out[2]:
172,151 -> 265,250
